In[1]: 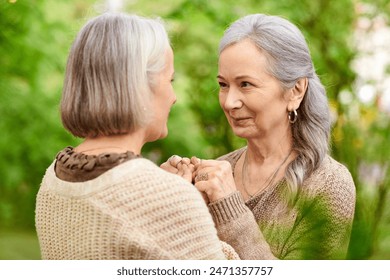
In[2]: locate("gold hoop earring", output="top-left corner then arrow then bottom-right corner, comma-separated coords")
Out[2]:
288,109 -> 298,124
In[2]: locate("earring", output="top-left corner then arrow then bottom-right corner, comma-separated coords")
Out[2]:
288,109 -> 298,124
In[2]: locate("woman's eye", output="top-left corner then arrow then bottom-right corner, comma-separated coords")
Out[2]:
241,81 -> 252,87
218,81 -> 228,88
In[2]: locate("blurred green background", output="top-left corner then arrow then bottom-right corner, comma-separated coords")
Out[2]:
0,0 -> 389,259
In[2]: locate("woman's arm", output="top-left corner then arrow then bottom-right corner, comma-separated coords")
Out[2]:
208,168 -> 355,260
209,191 -> 278,259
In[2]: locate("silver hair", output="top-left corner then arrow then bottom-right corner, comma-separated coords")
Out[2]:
61,12 -> 170,137
220,14 -> 331,197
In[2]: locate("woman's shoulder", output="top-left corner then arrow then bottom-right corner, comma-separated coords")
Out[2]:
38,158 -> 224,260
90,158 -> 200,198
40,157 -> 197,199
122,158 -> 200,192
111,159 -> 212,208
317,155 -> 354,185
40,157 -> 209,221
303,155 -> 356,202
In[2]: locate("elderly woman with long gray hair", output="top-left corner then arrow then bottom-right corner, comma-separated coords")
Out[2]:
162,14 -> 356,259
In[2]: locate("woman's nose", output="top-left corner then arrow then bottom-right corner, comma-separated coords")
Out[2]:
223,88 -> 243,110
171,90 -> 177,105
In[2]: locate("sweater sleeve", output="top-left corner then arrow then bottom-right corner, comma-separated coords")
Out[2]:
208,191 -> 278,259
208,160 -> 356,260
212,149 -> 277,259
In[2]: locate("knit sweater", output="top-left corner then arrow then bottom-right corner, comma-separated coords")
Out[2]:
209,148 -> 356,260
36,156 -> 228,260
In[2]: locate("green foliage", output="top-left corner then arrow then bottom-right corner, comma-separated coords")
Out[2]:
0,0 -> 389,259
0,230 -> 41,259
0,0 -> 87,228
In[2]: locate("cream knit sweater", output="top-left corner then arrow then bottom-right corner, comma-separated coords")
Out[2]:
36,158 -> 228,260
209,148 -> 356,260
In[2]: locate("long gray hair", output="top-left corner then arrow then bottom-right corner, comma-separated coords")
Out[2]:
220,14 -> 331,197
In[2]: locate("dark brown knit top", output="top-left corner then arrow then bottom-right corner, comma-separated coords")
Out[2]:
54,146 -> 140,182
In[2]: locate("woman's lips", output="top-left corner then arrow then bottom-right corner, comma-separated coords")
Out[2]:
231,116 -> 251,125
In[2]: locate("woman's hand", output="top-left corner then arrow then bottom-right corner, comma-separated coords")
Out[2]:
193,158 -> 237,202
160,155 -> 194,183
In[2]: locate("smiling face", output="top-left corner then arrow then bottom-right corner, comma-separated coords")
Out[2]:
217,39 -> 291,140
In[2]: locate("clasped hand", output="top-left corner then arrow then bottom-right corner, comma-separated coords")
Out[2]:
160,155 -> 237,203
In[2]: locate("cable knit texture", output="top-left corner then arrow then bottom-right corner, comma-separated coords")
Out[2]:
35,152 -> 229,260
209,148 -> 356,260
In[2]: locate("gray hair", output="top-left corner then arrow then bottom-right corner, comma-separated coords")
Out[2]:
220,14 -> 331,196
61,12 -> 170,137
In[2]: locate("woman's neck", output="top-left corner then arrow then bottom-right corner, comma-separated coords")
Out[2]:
75,130 -> 146,155
246,127 -> 293,164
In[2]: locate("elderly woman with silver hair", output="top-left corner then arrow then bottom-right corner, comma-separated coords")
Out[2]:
35,12 -> 237,260
163,14 -> 356,259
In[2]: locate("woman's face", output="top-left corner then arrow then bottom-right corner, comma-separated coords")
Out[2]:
146,47 -> 176,142
217,39 -> 290,140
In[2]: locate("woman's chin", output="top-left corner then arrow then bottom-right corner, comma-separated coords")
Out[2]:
230,127 -> 251,139
156,127 -> 169,141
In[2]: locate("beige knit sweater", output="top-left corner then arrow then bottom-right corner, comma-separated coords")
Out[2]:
209,148 -> 356,260
36,157 -> 229,260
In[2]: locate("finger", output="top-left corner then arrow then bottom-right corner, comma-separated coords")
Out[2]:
195,159 -> 221,168
194,160 -> 210,170
176,164 -> 185,176
190,163 -> 197,182
181,157 -> 191,165
160,162 -> 178,174
190,156 -> 202,165
177,164 -> 192,183
195,173 -> 207,183
178,161 -> 196,182
195,161 -> 233,178
181,164 -> 193,183
169,155 -> 182,168
186,163 -> 195,174
194,166 -> 216,179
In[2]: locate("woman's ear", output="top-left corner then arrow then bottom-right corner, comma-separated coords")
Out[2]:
287,77 -> 308,111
